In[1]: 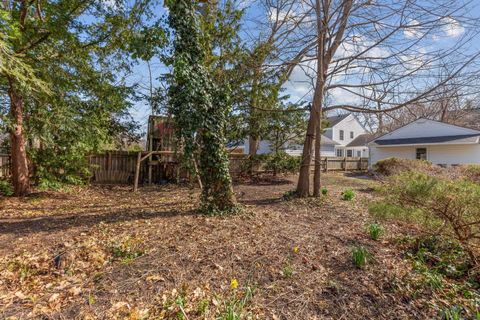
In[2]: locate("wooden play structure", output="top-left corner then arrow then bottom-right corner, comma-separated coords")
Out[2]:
133,116 -> 177,191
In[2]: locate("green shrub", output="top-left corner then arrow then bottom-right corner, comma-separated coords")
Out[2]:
341,188 -> 355,201
0,180 -> 13,196
240,152 -> 301,176
351,245 -> 371,269
375,171 -> 480,266
321,187 -> 328,196
265,152 -> 301,175
366,223 -> 384,240
239,154 -> 270,175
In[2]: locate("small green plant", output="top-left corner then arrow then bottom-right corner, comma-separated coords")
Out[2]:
282,265 -> 294,278
351,245 -> 371,269
197,299 -> 209,315
111,237 -> 144,263
282,190 -> 297,201
424,271 -> 444,289
341,188 -> 355,201
321,187 -> 328,196
0,180 -> 13,196
366,223 -> 384,240
217,286 -> 254,320
441,306 -> 463,320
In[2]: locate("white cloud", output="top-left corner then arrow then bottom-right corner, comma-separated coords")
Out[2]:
404,19 -> 423,39
442,17 -> 464,38
282,61 -> 316,103
328,87 -> 359,105
101,0 -> 121,10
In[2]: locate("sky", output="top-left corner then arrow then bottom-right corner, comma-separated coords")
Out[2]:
125,0 -> 480,133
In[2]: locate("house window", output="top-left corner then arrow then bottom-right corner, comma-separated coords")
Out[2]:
347,150 -> 353,157
416,148 -> 427,160
339,130 -> 344,140
336,149 -> 343,157
350,131 -> 354,139
357,151 -> 361,157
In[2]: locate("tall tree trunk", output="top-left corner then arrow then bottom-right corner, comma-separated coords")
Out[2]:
7,79 -> 30,196
248,136 -> 259,155
296,104 -> 318,197
296,0 -> 327,197
248,71 -> 261,156
313,109 -> 323,197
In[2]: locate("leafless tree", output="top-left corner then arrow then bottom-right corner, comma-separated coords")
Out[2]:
239,0 -> 315,155
286,0 -> 480,197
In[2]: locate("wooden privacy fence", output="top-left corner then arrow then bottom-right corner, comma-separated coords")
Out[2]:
319,157 -> 369,171
0,152 -> 369,183
89,151 -> 368,185
0,154 -> 11,179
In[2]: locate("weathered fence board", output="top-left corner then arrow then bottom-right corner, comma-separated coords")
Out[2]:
0,154 -> 11,178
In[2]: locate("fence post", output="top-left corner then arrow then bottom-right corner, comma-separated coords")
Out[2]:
133,151 -> 142,192
344,157 -> 347,171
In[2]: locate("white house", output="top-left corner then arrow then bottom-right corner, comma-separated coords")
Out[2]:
369,118 -> 480,166
243,113 -> 371,157
323,114 -> 371,158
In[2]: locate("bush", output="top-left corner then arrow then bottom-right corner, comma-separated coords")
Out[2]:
341,188 -> 355,201
239,154 -> 270,175
240,152 -> 300,176
366,223 -> 384,240
0,180 -> 13,196
321,187 -> 328,196
374,171 -> 480,266
265,152 -> 301,175
374,157 -> 441,177
459,164 -> 480,184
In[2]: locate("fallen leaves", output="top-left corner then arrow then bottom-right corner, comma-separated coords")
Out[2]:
0,174 -> 466,319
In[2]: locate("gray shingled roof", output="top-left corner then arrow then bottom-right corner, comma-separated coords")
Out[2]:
374,134 -> 480,146
347,133 -> 375,147
326,114 -> 350,127
321,134 -> 340,146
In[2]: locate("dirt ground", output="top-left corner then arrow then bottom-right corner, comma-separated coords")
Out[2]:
0,173 -> 445,319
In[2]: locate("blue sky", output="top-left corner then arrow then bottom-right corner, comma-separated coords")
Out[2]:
126,0 -> 480,132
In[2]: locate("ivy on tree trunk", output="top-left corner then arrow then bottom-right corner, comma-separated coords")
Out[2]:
166,0 -> 236,214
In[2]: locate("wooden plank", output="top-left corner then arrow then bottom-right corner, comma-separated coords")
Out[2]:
133,151 -> 142,192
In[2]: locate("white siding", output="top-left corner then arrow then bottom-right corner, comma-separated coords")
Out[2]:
369,144 -> 480,166
321,145 -> 336,157
243,139 -> 274,155
331,114 -> 367,146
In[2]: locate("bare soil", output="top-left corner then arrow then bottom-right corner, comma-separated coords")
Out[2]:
0,173 -> 446,319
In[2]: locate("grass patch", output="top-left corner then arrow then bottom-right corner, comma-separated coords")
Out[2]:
341,189 -> 355,201
351,245 -> 372,269
366,223 -> 384,241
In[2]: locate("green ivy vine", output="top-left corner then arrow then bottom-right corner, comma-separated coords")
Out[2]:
166,0 -> 237,214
